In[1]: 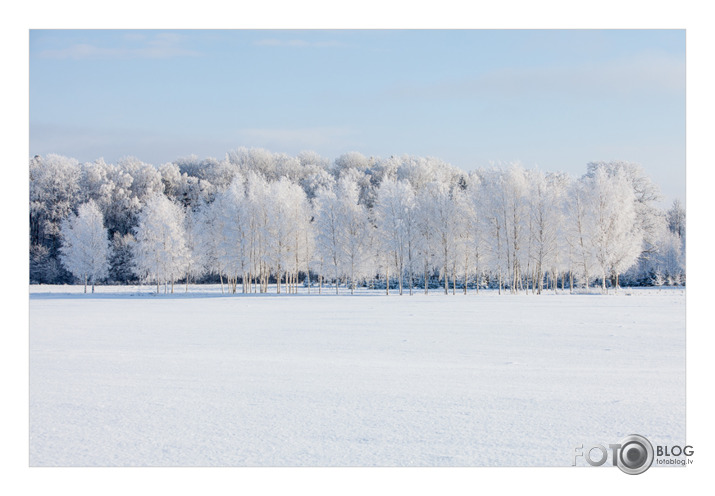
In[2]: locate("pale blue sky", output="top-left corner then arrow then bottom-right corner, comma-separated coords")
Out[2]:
29,29 -> 685,202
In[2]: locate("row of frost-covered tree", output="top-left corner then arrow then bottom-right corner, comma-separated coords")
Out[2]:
30,149 -> 685,294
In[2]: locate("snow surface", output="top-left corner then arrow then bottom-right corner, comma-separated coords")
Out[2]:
29,285 -> 685,466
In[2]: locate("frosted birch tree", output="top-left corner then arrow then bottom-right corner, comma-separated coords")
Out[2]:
664,199 -> 686,283
502,165 -> 529,293
419,181 -> 464,294
527,170 -> 562,294
284,181 -> 314,293
374,178 -> 417,295
182,207 -> 205,292
133,195 -> 189,294
217,177 -> 251,293
414,187 -> 437,294
565,178 -> 596,290
266,178 -> 301,294
314,185 -> 342,293
245,172 -> 271,293
587,161 -> 664,285
451,186 -> 472,295
59,200 -> 110,293
465,174 -> 490,293
193,198 -> 228,292
337,176 -> 372,294
583,168 -> 642,293
479,169 -> 509,293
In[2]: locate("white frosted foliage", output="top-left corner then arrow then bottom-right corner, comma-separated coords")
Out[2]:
132,195 -> 189,293
59,200 -> 110,293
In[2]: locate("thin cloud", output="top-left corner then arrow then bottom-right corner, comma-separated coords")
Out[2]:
235,126 -> 354,150
253,38 -> 347,48
122,32 -> 147,42
390,53 -> 684,100
30,122 -> 357,165
36,33 -> 200,60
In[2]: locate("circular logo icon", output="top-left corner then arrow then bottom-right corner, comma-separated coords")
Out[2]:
616,434 -> 654,475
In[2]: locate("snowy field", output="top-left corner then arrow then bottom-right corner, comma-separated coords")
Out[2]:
29,285 -> 685,466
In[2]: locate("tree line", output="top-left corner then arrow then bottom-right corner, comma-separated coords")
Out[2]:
30,149 -> 686,294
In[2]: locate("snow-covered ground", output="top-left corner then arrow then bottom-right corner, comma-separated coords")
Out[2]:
29,285 -> 685,466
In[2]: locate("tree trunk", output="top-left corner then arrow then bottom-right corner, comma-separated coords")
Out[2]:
386,264 -> 389,296
277,265 -> 281,294
409,265 -> 413,296
540,268 -> 544,295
